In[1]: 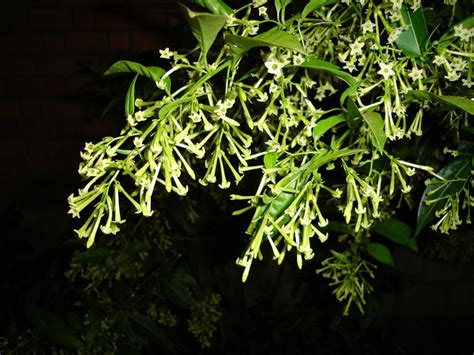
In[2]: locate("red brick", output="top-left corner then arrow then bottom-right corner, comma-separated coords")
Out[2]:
0,99 -> 21,118
41,99 -> 83,120
65,31 -> 108,52
2,33 -> 43,53
0,9 -> 28,31
109,31 -> 131,51
131,30 -> 168,51
30,8 -> 73,30
21,98 -> 43,119
40,56 -> 81,75
79,121 -> 118,138
43,33 -> 66,52
97,10 -> 138,29
73,8 -> 96,29
66,77 -> 90,94
0,57 -> 38,75
143,10 -> 168,27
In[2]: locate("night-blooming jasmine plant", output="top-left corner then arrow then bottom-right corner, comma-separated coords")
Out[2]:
69,0 -> 473,315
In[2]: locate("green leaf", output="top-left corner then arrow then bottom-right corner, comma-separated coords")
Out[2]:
362,111 -> 386,152
372,218 -> 417,252
125,74 -> 138,117
129,313 -> 176,351
226,28 -> 304,57
305,148 -> 367,176
312,113 -> 346,140
395,7 -> 428,57
301,0 -> 337,19
164,268 -> 197,309
367,243 -> 395,265
72,248 -> 111,264
330,249 -> 349,264
297,58 -> 357,86
323,221 -> 355,236
104,60 -> 170,93
416,157 -> 472,236
408,90 -> 474,115
275,0 -> 292,17
264,151 -> 278,169
194,0 -> 232,15
180,5 -> 226,58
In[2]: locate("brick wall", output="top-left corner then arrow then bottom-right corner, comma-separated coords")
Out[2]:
0,0 -> 187,217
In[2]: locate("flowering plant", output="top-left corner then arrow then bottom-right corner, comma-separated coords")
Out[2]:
69,0 -> 473,315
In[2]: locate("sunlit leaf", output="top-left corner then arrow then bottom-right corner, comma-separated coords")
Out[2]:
194,0 -> 232,15
226,28 -> 304,57
312,113 -> 346,140
125,74 -> 138,117
297,58 -> 358,86
362,111 -> 386,152
104,60 -> 170,93
301,0 -> 337,19
408,90 -> 474,115
180,5 -> 227,58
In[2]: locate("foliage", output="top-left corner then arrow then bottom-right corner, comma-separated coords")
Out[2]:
68,0 -> 473,318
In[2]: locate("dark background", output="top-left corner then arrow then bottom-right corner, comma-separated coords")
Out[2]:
0,0 -> 473,353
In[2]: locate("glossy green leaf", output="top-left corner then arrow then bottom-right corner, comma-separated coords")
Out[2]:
416,157 -> 472,236
297,58 -> 357,86
194,0 -> 232,15
408,90 -> 474,115
305,148 -> 367,177
340,82 -> 360,107
363,111 -> 386,152
264,151 -> 278,169
372,218 -> 417,251
395,7 -> 428,57
103,60 -> 170,93
312,113 -> 346,140
367,243 -> 395,265
226,29 -> 304,57
180,5 -> 227,58
125,74 -> 138,117
301,0 -> 337,18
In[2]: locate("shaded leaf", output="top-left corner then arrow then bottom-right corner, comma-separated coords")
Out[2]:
180,5 -> 227,58
125,73 -> 138,117
395,7 -> 428,57
226,29 -> 304,57
297,58 -> 357,86
129,313 -> 177,352
72,248 -> 111,264
367,243 -> 395,265
408,90 -> 474,115
313,113 -> 346,140
362,111 -> 386,152
330,249 -> 349,264
323,221 -> 355,236
416,157 -> 471,236
372,218 -> 417,251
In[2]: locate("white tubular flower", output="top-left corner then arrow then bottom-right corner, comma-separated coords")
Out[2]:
362,20 -> 376,34
258,6 -> 268,17
349,39 -> 365,56
408,67 -> 424,82
377,62 -> 395,80
454,24 -> 471,41
264,53 -> 289,77
159,47 -> 173,59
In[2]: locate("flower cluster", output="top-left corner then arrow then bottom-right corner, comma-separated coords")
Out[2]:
69,0 -> 473,315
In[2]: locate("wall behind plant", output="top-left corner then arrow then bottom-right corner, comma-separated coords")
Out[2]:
0,0 -> 188,238
0,1 -> 473,351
